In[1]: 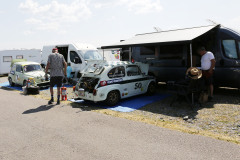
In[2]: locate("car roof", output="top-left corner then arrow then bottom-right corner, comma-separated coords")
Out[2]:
14,61 -> 40,65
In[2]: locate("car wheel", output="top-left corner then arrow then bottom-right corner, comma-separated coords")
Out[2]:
105,90 -> 120,106
147,82 -> 156,95
23,80 -> 27,87
8,77 -> 15,86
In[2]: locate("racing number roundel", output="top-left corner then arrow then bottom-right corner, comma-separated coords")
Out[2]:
135,82 -> 142,89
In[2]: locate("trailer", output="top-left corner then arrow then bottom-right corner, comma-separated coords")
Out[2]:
0,49 -> 41,75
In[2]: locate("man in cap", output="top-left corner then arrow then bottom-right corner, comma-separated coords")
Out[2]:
45,48 -> 67,105
197,46 -> 216,101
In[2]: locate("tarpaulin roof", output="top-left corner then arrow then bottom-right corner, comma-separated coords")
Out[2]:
101,24 -> 219,49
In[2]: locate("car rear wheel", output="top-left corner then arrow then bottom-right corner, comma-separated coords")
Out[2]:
147,82 -> 156,95
8,77 -> 15,86
105,90 -> 120,106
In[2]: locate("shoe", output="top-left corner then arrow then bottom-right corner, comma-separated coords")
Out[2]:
56,100 -> 60,105
48,99 -> 53,104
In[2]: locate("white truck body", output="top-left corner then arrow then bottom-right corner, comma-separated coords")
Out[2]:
0,49 -> 41,75
41,43 -> 103,80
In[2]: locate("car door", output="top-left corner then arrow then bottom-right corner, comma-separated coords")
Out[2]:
69,51 -> 83,77
107,66 -> 127,97
15,65 -> 24,85
9,64 -> 17,83
125,65 -> 144,96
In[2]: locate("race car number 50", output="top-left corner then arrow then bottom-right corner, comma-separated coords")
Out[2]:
135,82 -> 142,89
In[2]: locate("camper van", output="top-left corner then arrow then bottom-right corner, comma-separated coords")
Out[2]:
0,49 -> 41,75
101,24 -> 240,89
41,43 -> 103,80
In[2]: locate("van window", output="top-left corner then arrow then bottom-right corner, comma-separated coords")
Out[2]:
126,65 -> 141,76
70,51 -> 82,63
3,56 -> 12,62
140,46 -> 155,55
159,44 -> 184,59
108,66 -> 125,78
16,65 -> 23,73
222,40 -> 238,59
16,55 -> 23,59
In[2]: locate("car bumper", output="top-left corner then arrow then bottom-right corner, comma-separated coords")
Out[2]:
75,89 -> 105,102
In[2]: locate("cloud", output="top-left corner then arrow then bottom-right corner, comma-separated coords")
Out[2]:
93,0 -> 163,14
119,0 -> 163,14
23,30 -> 34,35
19,0 -> 92,32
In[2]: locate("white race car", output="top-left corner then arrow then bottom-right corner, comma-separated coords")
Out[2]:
74,61 -> 156,106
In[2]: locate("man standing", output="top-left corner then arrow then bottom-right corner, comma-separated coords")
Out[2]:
197,47 -> 216,101
45,48 -> 67,105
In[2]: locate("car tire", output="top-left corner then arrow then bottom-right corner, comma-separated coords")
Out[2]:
105,90 -> 120,106
8,77 -> 15,86
147,82 -> 156,95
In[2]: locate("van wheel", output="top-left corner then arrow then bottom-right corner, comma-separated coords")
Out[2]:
147,82 -> 156,95
105,91 -> 120,106
23,80 -> 27,87
8,77 -> 15,86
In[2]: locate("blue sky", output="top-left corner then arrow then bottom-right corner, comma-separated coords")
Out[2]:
0,0 -> 239,50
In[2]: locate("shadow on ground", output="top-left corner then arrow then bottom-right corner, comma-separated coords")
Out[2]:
137,84 -> 240,119
22,105 -> 55,114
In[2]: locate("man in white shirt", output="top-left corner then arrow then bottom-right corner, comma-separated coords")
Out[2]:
197,47 -> 216,101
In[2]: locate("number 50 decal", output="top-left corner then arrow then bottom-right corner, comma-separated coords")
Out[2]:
135,82 -> 142,89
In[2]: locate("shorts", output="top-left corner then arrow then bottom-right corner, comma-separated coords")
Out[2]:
202,70 -> 214,86
50,76 -> 63,87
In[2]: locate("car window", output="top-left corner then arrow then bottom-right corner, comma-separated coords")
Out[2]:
16,65 -> 23,73
11,65 -> 16,72
108,66 -> 125,78
222,40 -> 238,59
126,65 -> 141,76
70,51 -> 82,63
23,65 -> 41,72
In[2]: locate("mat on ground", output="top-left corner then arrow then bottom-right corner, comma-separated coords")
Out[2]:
69,94 -> 169,112
0,82 -> 72,91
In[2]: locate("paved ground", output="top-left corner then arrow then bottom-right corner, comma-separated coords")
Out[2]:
0,77 -> 240,160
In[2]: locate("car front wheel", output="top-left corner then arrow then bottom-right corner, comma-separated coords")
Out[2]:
8,77 -> 15,86
105,90 -> 120,106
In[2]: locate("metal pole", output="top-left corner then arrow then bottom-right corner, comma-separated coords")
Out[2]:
190,43 -> 194,105
103,49 -> 104,61
129,47 -> 132,62
190,43 -> 193,67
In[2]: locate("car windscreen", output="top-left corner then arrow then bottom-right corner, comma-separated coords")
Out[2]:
79,50 -> 103,60
23,64 -> 41,72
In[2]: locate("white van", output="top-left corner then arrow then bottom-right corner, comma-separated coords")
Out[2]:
0,49 -> 41,75
41,43 -> 103,80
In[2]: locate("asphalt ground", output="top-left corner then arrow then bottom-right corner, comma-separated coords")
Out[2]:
0,76 -> 239,160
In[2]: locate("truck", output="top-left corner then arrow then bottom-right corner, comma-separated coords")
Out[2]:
101,24 -> 240,89
41,43 -> 103,82
0,49 -> 41,75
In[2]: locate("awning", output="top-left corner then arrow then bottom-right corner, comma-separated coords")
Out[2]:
101,24 -> 219,49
